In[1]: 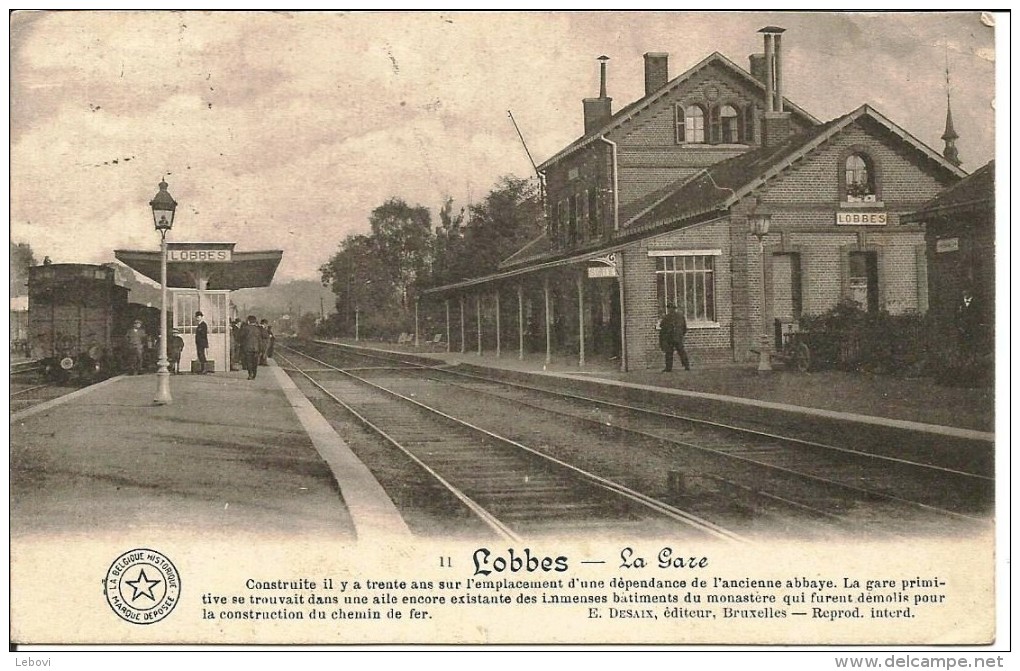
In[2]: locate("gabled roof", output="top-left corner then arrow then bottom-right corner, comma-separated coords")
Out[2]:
903,160 -> 994,222
628,104 -> 969,232
537,51 -> 821,171
430,104 -> 972,294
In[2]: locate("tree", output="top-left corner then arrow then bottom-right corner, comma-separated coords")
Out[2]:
10,241 -> 35,297
369,198 -> 433,311
465,175 -> 543,274
429,176 -> 543,285
320,197 -> 434,339
430,196 -> 466,286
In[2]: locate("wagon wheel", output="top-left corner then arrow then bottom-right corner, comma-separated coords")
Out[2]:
795,342 -> 811,372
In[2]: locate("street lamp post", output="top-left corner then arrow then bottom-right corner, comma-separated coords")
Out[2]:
749,200 -> 772,372
150,179 -> 177,404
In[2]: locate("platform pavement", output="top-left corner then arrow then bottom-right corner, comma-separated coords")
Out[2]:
326,338 -> 995,438
9,363 -> 410,541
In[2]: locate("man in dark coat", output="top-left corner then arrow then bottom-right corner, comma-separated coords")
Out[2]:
168,330 -> 185,374
195,311 -> 210,374
659,303 -> 690,372
239,315 -> 263,380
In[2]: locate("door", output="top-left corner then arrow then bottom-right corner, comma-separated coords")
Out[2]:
849,251 -> 879,312
173,290 -> 231,372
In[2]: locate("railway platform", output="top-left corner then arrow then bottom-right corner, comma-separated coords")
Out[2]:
9,365 -> 410,541
323,339 -> 995,464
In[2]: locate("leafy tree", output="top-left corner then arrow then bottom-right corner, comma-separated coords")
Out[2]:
430,196 -> 466,286
369,198 -> 433,311
432,176 -> 543,284
469,176 -> 542,266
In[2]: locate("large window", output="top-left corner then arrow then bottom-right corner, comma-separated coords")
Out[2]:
654,253 -> 717,323
553,200 -> 567,245
845,153 -> 876,201
568,194 -> 580,244
678,103 -> 748,144
587,189 -> 600,238
719,104 -> 740,143
675,104 -> 707,144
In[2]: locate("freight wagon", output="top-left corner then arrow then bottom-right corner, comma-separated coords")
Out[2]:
27,263 -> 162,379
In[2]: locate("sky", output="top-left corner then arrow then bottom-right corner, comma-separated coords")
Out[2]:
9,11 -> 998,282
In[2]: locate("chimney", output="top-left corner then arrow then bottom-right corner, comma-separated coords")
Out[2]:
583,55 -> 613,134
643,52 -> 669,96
758,26 -> 792,146
749,53 -> 766,83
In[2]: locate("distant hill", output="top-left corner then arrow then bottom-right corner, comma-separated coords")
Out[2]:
233,280 -> 335,320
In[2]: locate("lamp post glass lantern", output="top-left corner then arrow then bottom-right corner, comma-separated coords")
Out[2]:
150,180 -> 177,404
749,203 -> 772,372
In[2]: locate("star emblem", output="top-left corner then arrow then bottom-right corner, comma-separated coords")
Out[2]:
125,568 -> 162,602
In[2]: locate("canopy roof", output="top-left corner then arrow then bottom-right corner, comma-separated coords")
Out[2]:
114,242 -> 283,290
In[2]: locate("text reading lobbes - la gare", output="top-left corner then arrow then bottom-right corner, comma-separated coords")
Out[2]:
471,547 -> 710,576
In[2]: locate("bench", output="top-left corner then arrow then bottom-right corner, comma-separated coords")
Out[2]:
426,333 -> 444,351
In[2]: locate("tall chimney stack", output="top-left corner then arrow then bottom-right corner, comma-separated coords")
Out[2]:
643,52 -> 669,96
599,54 -> 608,98
758,26 -> 791,146
583,55 -> 613,134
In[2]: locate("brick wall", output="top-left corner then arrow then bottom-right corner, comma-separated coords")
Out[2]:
620,218 -> 733,369
619,62 -> 813,147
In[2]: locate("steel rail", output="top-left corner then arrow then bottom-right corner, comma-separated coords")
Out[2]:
279,344 -> 746,543
304,341 -> 990,525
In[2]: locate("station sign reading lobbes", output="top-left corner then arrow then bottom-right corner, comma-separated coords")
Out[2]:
836,211 -> 887,226
167,248 -> 232,263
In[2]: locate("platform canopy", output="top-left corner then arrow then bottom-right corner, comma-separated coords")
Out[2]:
115,242 -> 283,290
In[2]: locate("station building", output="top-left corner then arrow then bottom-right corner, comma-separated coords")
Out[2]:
423,27 -> 968,371
904,160 -> 994,353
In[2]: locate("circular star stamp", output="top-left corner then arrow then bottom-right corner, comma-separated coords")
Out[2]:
104,548 -> 181,625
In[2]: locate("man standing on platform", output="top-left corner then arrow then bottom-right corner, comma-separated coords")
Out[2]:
195,311 -> 210,374
125,319 -> 147,375
239,315 -> 262,380
659,303 -> 691,372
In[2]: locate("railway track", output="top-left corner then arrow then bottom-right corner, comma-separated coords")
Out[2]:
10,363 -> 117,418
276,344 -> 750,543
10,378 -> 82,416
11,360 -> 42,376
286,340 -> 992,538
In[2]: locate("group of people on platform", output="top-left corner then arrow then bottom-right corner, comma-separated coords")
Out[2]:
231,316 -> 275,380
124,311 -> 274,379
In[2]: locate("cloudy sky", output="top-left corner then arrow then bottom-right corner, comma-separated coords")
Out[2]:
10,11 -> 998,282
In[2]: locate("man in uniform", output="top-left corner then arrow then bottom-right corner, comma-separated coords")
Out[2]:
659,303 -> 691,372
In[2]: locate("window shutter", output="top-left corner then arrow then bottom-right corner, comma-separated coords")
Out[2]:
709,105 -> 721,144
744,105 -> 755,143
675,105 -> 686,143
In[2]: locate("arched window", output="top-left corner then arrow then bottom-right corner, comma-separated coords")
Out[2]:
844,153 -> 876,201
720,104 -> 740,143
684,105 -> 706,143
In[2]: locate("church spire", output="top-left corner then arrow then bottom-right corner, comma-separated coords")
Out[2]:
942,47 -> 961,166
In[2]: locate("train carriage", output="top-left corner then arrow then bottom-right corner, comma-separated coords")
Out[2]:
27,263 -> 164,380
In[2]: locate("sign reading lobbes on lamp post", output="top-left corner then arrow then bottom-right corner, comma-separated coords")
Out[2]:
167,248 -> 233,262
